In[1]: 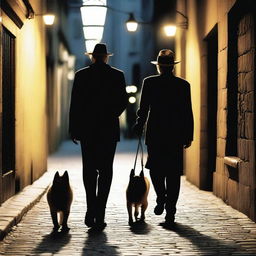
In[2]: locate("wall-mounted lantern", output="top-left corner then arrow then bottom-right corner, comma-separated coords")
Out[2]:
163,10 -> 188,37
42,14 -> 55,25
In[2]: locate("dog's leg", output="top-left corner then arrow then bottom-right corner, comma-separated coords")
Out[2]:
134,204 -> 139,222
50,210 -> 59,231
140,201 -> 148,222
61,210 -> 70,232
127,202 -> 133,226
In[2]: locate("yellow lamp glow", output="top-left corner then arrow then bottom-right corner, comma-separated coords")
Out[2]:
164,25 -> 177,37
126,85 -> 138,93
43,14 -> 55,25
129,96 -> 136,104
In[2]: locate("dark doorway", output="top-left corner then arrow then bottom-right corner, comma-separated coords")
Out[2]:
1,26 -> 16,203
205,26 -> 218,190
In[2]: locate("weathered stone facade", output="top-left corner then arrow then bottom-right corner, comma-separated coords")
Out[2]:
175,0 -> 256,221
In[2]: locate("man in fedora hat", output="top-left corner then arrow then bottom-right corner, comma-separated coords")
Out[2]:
133,49 -> 194,228
69,43 -> 128,231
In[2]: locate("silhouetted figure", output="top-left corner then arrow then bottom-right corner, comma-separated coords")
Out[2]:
133,49 -> 194,228
69,44 -> 128,231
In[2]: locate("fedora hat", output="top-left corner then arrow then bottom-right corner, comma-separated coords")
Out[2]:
85,43 -> 113,56
151,49 -> 180,66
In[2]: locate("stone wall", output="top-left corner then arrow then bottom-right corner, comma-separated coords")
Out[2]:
176,0 -> 256,221
213,3 -> 255,221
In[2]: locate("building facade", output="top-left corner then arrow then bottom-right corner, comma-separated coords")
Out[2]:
0,0 -> 73,204
175,0 -> 255,221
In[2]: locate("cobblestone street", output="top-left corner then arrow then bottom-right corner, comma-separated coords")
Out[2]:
0,140 -> 256,255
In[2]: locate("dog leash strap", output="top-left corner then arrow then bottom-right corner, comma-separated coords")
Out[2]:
133,138 -> 140,171
139,138 -> 144,171
133,137 -> 144,171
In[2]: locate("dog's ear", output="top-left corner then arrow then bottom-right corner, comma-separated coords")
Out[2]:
53,171 -> 60,185
140,170 -> 144,178
63,170 -> 69,183
54,171 -> 60,180
130,169 -> 135,178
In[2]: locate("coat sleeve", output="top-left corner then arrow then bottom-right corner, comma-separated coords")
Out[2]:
69,72 -> 81,138
115,72 -> 128,117
184,83 -> 194,143
135,78 -> 150,130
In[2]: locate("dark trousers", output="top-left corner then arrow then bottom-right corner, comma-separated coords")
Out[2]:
147,144 -> 182,217
80,140 -> 117,223
150,169 -> 180,216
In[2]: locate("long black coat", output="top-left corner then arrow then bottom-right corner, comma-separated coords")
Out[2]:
136,73 -> 194,146
69,62 -> 128,142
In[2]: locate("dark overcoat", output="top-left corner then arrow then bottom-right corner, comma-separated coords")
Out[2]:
69,62 -> 128,142
136,73 -> 194,147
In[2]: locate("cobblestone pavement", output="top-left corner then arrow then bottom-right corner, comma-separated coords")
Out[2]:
1,140 -> 256,255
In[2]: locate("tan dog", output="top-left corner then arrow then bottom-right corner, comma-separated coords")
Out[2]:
126,169 -> 150,226
47,171 -> 73,232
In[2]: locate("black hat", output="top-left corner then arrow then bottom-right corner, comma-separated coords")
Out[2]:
151,49 -> 180,66
85,43 -> 113,56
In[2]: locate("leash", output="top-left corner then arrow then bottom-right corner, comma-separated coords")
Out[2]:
133,137 -> 144,172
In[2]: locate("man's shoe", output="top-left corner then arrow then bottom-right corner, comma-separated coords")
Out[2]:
84,212 -> 95,227
160,214 -> 175,229
154,204 -> 165,215
89,222 -> 107,233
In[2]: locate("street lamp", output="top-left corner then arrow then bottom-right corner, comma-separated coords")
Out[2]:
42,14 -> 55,25
163,10 -> 188,37
164,25 -> 177,37
126,13 -> 138,32
80,0 -> 107,52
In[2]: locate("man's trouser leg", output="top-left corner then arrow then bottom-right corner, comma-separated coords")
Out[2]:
149,169 -> 167,206
165,172 -> 181,219
95,142 -> 117,224
81,142 -> 98,218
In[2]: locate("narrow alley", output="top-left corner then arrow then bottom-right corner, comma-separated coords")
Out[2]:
0,140 -> 256,256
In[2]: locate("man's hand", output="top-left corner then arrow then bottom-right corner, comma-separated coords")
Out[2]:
72,138 -> 79,145
132,123 -> 143,137
184,141 -> 192,148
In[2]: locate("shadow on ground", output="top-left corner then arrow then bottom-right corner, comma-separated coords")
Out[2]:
33,231 -> 71,254
164,223 -> 252,255
130,221 -> 152,235
82,231 -> 120,255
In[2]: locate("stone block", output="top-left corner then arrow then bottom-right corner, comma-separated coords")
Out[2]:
244,71 -> 254,92
218,88 -> 228,109
227,178 -> 239,209
237,139 -> 249,161
238,13 -> 254,36
239,161 -> 250,186
216,156 -> 225,175
218,17 -> 228,51
217,108 -> 227,138
237,113 -> 245,138
238,183 -> 251,216
218,0 -> 228,19
238,50 -> 255,73
245,112 -> 254,139
213,171 -> 227,200
248,140 -> 255,163
245,91 -> 254,112
238,29 -> 253,56
217,138 -> 226,157
238,73 -> 246,93
218,48 -> 227,70
218,67 -> 227,89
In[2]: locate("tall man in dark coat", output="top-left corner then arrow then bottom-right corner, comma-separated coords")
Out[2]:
133,49 -> 194,228
69,44 -> 128,231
